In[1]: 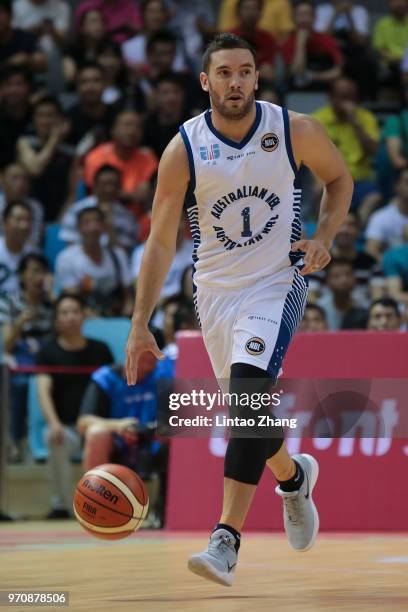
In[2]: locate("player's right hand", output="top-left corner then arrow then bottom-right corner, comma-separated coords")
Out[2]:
126,325 -> 165,386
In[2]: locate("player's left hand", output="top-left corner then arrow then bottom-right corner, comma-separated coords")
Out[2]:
291,239 -> 331,276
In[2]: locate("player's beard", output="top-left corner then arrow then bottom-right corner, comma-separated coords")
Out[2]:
209,86 -> 255,120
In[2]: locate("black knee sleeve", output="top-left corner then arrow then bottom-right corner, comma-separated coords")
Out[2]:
223,363 -> 284,485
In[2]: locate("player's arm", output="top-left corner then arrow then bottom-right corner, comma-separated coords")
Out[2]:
126,133 -> 189,385
290,113 -> 354,275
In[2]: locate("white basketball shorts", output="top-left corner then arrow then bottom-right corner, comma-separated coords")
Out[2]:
194,267 -> 308,382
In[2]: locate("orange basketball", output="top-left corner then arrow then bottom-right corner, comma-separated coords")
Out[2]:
73,464 -> 149,540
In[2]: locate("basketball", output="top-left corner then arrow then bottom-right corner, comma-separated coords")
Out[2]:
73,464 -> 149,540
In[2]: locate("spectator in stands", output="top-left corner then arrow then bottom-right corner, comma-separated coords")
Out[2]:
218,0 -> 294,42
231,0 -> 277,79
83,110 -> 158,214
140,31 -> 206,115
281,0 -> 342,91
122,0 -> 186,74
365,168 -> 408,260
0,65 -> 32,170
317,258 -> 369,330
367,297 -> 402,330
314,0 -> 377,99
0,253 -> 53,462
55,207 -> 133,316
373,0 -> 408,83
0,200 -> 35,296
131,215 -> 192,301
0,0 -> 46,72
162,296 -> 199,359
66,62 -> 118,151
382,241 -> 408,308
0,163 -> 43,246
299,303 -> 328,331
75,0 -> 142,45
96,40 -> 129,106
331,211 -> 377,302
143,73 -> 189,159
59,165 -> 138,251
314,78 -> 381,217
63,9 -> 108,82
77,328 -> 174,525
17,96 -> 74,222
12,0 -> 71,50
384,81 -> 408,172
37,292 -> 113,518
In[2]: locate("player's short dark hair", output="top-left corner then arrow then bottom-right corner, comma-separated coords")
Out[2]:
0,64 -> 32,86
146,30 -> 177,55
55,291 -> 86,313
202,33 -> 257,73
94,164 -> 122,183
33,95 -> 62,115
76,206 -> 105,225
18,253 -> 49,276
369,297 -> 401,317
3,200 -> 32,222
304,303 -> 327,321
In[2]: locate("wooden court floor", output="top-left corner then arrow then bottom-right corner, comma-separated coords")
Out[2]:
1,522 -> 408,612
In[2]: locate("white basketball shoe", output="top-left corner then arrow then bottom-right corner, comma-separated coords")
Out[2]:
188,528 -> 238,586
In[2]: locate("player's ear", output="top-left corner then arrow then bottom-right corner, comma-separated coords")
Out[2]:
200,72 -> 209,92
254,70 -> 259,91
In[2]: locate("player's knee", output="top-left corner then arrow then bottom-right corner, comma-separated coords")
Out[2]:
224,437 -> 273,485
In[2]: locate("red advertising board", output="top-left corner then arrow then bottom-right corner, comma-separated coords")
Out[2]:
166,332 -> 408,530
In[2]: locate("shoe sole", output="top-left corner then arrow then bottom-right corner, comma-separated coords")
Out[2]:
187,555 -> 234,587
292,453 -> 320,552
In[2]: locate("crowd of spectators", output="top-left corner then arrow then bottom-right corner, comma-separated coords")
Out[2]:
0,0 -> 408,523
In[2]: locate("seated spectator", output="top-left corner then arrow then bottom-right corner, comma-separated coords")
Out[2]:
316,258 -> 368,330
0,0 -> 46,72
12,0 -> 71,50
384,82 -> 408,172
299,303 -> 328,331
256,81 -> 281,104
77,329 -> 175,524
0,200 -> 35,295
17,96 -> 74,222
55,207 -> 133,316
217,0 -> 294,42
281,0 -> 342,91
168,0 -> 216,75
162,296 -> 199,359
373,0 -> 408,85
131,216 -> 193,300
139,31 -> 206,115
75,0 -> 142,45
230,0 -> 278,80
314,0 -> 377,99
66,62 -> 119,151
365,168 -> 408,260
96,40 -> 129,106
0,65 -> 32,170
59,164 -> 138,251
314,78 -> 381,216
0,253 -> 53,462
37,292 -> 113,518
143,73 -> 190,159
63,8 -> 108,82
0,163 -> 44,246
367,297 -> 402,330
382,241 -> 408,308
83,110 -> 158,215
122,0 -> 186,74
331,210 -> 378,302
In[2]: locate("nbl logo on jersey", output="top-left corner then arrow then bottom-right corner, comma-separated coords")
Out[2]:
245,337 -> 266,356
261,133 -> 279,152
200,143 -> 220,161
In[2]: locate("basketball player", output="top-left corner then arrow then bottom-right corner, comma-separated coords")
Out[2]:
126,33 -> 353,586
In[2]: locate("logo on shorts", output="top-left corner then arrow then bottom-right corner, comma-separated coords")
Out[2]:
261,133 -> 279,152
245,337 -> 266,355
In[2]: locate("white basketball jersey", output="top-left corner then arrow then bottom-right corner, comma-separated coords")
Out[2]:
179,101 -> 302,289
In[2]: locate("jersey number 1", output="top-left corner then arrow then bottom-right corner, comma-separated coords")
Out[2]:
241,207 -> 252,237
